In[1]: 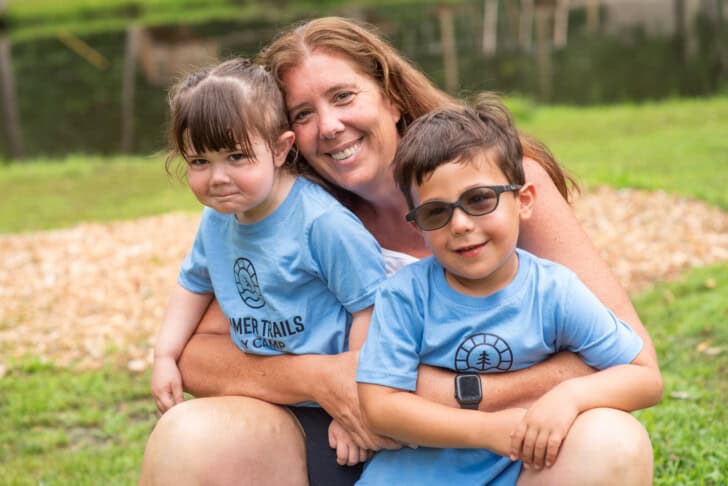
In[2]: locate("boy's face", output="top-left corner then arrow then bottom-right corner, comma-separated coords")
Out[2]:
410,156 -> 534,296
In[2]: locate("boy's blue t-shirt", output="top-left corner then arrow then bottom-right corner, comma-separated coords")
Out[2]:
356,249 -> 643,485
179,176 -> 386,356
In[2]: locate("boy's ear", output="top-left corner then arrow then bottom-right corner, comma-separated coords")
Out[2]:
273,130 -> 296,167
517,182 -> 536,220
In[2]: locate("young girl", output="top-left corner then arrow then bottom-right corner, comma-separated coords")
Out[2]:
150,58 -> 387,477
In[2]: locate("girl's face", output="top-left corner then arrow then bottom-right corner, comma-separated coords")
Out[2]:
281,50 -> 401,198
411,157 -> 534,296
185,131 -> 294,223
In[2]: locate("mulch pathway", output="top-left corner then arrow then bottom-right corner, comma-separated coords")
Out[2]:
1,186 -> 727,374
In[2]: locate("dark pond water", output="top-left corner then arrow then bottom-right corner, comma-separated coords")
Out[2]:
1,0 -> 726,159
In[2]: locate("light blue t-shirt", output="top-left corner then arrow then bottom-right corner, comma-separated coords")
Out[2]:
179,176 -> 386,357
356,249 -> 643,486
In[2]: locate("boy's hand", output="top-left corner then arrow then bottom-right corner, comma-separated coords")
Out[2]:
328,419 -> 373,466
151,356 -> 184,413
509,388 -> 579,470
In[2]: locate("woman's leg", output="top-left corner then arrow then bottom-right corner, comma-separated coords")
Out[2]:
139,396 -> 308,486
517,408 -> 653,486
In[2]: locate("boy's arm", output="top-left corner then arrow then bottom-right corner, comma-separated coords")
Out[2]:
540,347 -> 663,414
510,347 -> 662,467
348,306 -> 373,351
359,382 -> 525,457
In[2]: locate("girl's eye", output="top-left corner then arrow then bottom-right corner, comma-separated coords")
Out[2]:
187,158 -> 207,168
229,152 -> 253,163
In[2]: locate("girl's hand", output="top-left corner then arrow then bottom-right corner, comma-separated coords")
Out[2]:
509,389 -> 579,469
151,356 -> 184,413
328,419 -> 373,466
314,351 -> 402,451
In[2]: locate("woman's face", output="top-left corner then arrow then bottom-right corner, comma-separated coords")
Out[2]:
281,50 -> 401,197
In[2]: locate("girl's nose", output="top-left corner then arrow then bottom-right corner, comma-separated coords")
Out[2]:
209,162 -> 230,184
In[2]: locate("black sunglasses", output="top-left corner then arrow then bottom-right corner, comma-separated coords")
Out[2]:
405,184 -> 522,231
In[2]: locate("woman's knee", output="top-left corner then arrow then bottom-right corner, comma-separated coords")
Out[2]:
140,396 -> 308,486
518,408 -> 653,486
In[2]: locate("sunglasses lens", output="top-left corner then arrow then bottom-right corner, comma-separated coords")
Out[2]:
462,187 -> 498,215
415,203 -> 451,230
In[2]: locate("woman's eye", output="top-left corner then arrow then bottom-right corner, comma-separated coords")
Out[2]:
291,109 -> 313,123
333,91 -> 354,103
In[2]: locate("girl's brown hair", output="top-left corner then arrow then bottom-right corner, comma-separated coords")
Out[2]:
257,16 -> 576,200
165,58 -> 291,175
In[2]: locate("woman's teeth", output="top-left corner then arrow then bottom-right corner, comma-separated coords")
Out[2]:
331,143 -> 360,161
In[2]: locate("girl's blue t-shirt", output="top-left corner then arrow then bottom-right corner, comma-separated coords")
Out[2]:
179,176 -> 386,356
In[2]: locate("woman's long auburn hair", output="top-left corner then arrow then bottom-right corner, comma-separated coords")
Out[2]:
257,16 -> 576,200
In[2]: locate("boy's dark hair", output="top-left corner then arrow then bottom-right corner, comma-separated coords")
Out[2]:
165,58 -> 291,175
393,94 -> 525,209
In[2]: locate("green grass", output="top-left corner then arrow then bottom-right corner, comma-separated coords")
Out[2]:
514,96 -> 728,209
0,155 -> 200,234
0,360 -> 158,485
632,264 -> 728,484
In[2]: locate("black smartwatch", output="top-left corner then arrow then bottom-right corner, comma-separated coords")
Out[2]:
454,374 -> 482,410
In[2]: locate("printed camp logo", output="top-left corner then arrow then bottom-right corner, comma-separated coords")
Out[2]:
454,333 -> 513,372
234,258 -> 265,309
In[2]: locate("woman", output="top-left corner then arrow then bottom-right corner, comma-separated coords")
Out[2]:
140,17 -> 660,486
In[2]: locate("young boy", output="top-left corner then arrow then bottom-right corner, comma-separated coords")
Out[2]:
355,99 -> 662,485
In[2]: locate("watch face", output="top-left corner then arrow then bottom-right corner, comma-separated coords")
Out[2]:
457,375 -> 481,400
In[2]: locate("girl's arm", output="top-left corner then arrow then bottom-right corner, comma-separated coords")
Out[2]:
510,347 -> 663,468
152,284 -> 213,411
415,159 -> 659,411
358,382 -> 525,457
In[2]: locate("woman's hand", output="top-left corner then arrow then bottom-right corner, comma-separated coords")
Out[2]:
509,387 -> 579,469
151,356 -> 185,413
313,351 -> 402,451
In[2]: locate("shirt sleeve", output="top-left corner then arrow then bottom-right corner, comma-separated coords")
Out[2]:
356,275 -> 424,391
307,209 -> 386,313
555,272 -> 643,369
177,214 -> 213,294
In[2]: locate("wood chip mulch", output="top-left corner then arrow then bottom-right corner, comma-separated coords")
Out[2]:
1,186 -> 727,373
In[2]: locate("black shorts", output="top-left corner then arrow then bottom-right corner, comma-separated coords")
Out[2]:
288,406 -> 364,486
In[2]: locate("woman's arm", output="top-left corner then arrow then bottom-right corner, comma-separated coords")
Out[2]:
176,299 -> 385,449
519,158 -> 656,361
414,160 -> 659,411
359,383 -> 525,457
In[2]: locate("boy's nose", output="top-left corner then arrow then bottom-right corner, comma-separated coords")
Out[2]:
449,207 -> 475,234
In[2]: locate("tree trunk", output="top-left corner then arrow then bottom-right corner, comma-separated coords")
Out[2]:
438,5 -> 459,93
121,26 -> 140,153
